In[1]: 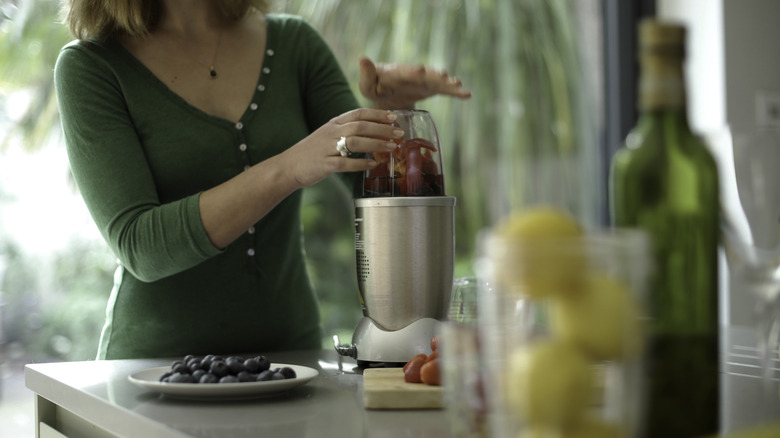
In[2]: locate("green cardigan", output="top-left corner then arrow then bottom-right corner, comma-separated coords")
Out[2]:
54,14 -> 361,359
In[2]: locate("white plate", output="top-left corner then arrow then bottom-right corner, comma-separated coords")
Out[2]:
128,364 -> 318,400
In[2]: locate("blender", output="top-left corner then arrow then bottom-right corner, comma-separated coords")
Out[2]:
334,110 -> 455,366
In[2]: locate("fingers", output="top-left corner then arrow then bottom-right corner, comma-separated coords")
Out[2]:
334,109 -> 402,143
359,59 -> 472,108
330,156 -> 379,174
340,134 -> 399,156
334,107 -> 397,125
325,108 -> 402,159
386,66 -> 469,98
342,116 -> 402,140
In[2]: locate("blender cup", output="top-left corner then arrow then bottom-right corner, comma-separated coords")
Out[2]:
362,109 -> 445,198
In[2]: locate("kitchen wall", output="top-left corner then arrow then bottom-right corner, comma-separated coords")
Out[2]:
722,0 -> 780,134
658,0 -> 780,327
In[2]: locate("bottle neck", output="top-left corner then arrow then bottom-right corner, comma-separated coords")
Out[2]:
633,55 -> 693,150
634,108 -> 691,138
638,55 -> 687,111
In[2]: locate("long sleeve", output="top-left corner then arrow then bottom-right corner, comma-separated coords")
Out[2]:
55,44 -> 221,282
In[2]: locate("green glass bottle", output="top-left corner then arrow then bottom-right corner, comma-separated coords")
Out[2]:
610,19 -> 720,437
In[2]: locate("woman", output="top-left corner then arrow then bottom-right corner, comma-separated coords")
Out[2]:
55,0 -> 470,359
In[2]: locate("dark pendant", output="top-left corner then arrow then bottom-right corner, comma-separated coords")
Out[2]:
209,67 -> 217,78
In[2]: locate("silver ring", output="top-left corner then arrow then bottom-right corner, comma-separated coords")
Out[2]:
336,136 -> 350,157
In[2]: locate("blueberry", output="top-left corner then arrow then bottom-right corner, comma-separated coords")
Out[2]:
226,356 -> 245,375
169,372 -> 195,383
278,367 -> 297,379
270,372 -> 286,381
210,360 -> 229,377
199,373 -> 219,384
172,363 -> 189,374
183,354 -> 196,363
219,375 -> 239,384
237,371 -> 255,382
188,360 -> 202,373
159,371 -> 174,382
200,356 -> 214,371
255,356 -> 271,373
192,369 -> 206,381
243,358 -> 260,373
256,370 -> 275,381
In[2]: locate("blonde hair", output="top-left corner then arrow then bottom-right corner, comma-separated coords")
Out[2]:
61,0 -> 271,40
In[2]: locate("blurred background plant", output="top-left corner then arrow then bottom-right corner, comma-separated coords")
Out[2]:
0,0 -> 69,151
0,0 -> 602,368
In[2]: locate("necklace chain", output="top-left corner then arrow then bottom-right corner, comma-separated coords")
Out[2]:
173,29 -> 223,79
207,31 -> 223,79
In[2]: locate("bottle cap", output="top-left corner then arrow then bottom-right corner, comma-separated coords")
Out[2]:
639,19 -> 686,57
636,19 -> 687,109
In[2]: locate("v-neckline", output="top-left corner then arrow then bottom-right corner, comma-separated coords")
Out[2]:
109,16 -> 275,127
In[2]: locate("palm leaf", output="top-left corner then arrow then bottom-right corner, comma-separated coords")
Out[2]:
279,0 -> 600,258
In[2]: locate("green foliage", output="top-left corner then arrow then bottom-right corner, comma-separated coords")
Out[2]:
0,238 -> 113,362
278,0 -> 602,253
0,0 -> 72,151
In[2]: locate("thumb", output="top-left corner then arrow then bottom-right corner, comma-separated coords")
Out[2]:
358,56 -> 379,99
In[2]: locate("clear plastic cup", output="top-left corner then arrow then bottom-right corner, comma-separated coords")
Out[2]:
441,277 -> 489,437
475,229 -> 650,438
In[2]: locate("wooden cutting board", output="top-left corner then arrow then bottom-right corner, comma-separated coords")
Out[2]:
362,367 -> 443,410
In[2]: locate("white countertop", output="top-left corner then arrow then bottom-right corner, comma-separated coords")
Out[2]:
25,349 -> 448,438
24,326 -> 780,438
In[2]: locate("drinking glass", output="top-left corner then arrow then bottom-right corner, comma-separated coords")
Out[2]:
441,277 -> 488,438
475,229 -> 650,438
723,129 -> 780,383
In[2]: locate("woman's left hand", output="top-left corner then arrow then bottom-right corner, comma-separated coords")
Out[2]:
358,56 -> 471,110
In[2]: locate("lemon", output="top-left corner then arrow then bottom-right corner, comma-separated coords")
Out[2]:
549,271 -> 643,361
564,416 -> 622,438
505,340 -> 593,427
519,417 -> 622,438
517,427 -> 560,438
705,422 -> 780,438
491,207 -> 586,299
495,207 -> 583,239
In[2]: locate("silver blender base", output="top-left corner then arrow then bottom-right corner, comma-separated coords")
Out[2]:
334,317 -> 441,366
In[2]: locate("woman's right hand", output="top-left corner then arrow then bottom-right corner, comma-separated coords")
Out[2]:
281,108 -> 404,188
200,108 -> 402,250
